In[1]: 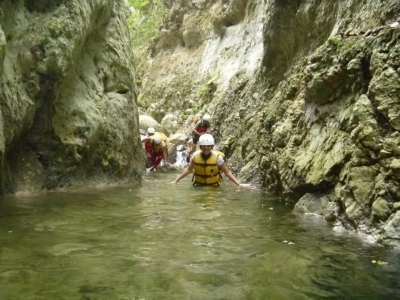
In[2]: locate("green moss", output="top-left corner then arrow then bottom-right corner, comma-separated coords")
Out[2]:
138,95 -> 150,108
327,35 -> 342,47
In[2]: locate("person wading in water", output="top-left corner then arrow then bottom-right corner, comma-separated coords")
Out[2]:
171,134 -> 250,187
187,113 -> 211,162
141,132 -> 169,171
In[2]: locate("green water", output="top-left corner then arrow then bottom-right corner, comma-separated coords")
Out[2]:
0,171 -> 399,300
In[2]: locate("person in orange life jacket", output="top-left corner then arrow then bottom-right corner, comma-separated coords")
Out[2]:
141,132 -> 170,171
187,113 -> 211,161
171,134 -> 245,186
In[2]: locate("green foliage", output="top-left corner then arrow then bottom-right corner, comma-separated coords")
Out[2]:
128,0 -> 151,10
222,137 -> 233,150
327,35 -> 342,47
165,98 -> 173,105
127,0 -> 167,48
196,84 -> 210,98
195,72 -> 219,99
179,112 -> 188,121
196,72 -> 218,100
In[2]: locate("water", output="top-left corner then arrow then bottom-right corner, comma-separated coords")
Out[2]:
0,172 -> 399,300
173,147 -> 187,168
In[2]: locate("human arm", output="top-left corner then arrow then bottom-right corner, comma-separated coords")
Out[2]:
171,160 -> 194,184
218,163 -> 240,185
141,136 -> 150,143
192,120 -> 210,136
162,143 -> 170,166
192,123 -> 203,136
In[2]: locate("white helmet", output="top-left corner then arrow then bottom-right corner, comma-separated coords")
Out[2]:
203,114 -> 211,121
199,134 -> 214,146
147,127 -> 155,134
153,134 -> 162,144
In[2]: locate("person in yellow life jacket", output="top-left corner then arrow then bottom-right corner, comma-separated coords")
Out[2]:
171,134 -> 244,186
141,132 -> 169,171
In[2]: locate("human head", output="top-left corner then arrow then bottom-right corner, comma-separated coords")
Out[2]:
153,134 -> 162,144
199,134 -> 214,146
147,127 -> 155,134
202,114 -> 211,121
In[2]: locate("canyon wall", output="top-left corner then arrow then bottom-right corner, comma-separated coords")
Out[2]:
0,0 -> 144,194
137,0 -> 400,244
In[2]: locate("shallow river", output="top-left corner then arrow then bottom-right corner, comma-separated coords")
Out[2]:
0,171 -> 399,300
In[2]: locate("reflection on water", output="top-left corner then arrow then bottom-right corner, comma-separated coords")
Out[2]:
0,172 -> 399,299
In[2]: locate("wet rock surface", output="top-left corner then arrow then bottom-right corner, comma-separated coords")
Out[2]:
0,0 -> 144,194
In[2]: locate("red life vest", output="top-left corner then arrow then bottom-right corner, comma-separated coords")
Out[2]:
195,119 -> 209,135
145,140 -> 152,153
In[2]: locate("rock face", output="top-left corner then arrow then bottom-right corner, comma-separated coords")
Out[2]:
136,0 -> 400,243
0,0 -> 145,194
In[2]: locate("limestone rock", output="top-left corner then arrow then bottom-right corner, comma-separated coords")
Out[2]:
0,0 -> 144,194
134,0 -> 400,244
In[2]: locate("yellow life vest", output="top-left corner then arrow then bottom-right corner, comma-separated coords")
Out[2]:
192,150 -> 225,186
150,132 -> 168,153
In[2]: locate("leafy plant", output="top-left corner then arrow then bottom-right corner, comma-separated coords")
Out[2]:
195,71 -> 219,99
126,0 -> 167,48
196,84 -> 210,98
128,0 -> 151,10
179,112 -> 188,121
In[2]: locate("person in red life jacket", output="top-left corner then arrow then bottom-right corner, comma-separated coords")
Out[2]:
171,134 -> 251,187
187,113 -> 211,161
143,127 -> 155,167
141,133 -> 169,171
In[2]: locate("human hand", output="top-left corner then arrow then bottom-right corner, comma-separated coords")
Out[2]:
238,183 -> 252,188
